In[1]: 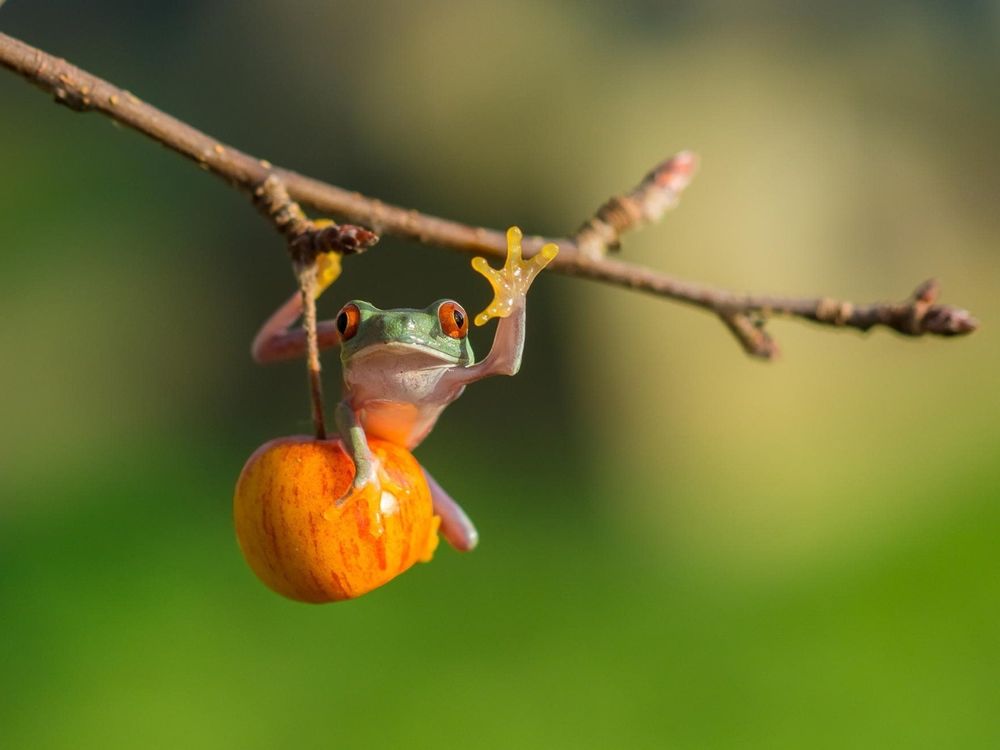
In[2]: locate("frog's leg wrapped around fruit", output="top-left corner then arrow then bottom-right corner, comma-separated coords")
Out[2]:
333,399 -> 380,504
332,400 -> 478,551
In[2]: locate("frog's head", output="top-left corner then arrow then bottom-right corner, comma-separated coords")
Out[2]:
335,300 -> 474,368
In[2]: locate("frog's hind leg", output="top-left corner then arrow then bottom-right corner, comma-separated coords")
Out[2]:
422,468 -> 479,552
250,289 -> 341,364
250,242 -> 343,364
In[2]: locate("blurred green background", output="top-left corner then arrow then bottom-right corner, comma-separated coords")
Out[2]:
2,1 -> 998,747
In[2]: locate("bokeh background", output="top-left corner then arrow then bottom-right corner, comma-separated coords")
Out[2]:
2,1 -> 998,747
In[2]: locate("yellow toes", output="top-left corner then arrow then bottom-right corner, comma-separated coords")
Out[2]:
312,219 -> 342,298
472,226 -> 558,326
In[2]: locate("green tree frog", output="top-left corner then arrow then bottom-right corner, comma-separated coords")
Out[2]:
251,227 -> 558,552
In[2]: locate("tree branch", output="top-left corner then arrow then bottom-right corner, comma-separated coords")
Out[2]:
0,31 -> 978,359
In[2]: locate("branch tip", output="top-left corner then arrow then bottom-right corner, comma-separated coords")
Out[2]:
898,280 -> 978,337
919,305 -> 979,336
574,150 -> 699,260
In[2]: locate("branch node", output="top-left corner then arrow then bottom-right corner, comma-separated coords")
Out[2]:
719,310 -> 780,360
904,278 -> 939,334
815,297 -> 855,327
53,85 -> 91,112
253,174 -> 310,239
253,174 -> 379,266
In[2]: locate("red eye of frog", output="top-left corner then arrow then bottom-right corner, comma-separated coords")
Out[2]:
336,303 -> 361,341
438,301 -> 468,339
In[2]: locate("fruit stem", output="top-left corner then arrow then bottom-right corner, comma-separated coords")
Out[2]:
296,261 -> 327,440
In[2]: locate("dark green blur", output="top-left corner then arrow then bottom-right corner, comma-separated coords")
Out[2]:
1,2 -> 998,748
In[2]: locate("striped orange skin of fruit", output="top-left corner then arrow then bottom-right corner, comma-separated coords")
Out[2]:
233,436 -> 440,603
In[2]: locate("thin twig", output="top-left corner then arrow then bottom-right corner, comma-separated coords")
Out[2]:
296,262 -> 327,440
0,31 -> 979,359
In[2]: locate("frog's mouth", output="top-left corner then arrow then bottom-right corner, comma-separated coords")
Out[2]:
348,340 -> 462,366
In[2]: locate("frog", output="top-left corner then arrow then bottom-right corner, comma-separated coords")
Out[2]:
251,226 -> 559,553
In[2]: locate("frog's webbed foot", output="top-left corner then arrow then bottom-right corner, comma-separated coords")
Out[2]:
311,219 -> 343,300
323,455 -> 422,547
422,467 -> 479,552
333,456 -> 380,508
472,226 -> 558,326
323,454 -> 390,538
449,227 -> 558,383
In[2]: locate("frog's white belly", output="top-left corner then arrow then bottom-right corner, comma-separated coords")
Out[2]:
343,350 -> 467,449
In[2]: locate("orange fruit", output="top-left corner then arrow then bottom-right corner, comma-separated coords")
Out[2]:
233,436 -> 440,602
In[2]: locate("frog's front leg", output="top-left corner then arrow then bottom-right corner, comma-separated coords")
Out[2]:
422,467 -> 479,552
447,226 -> 558,385
333,399 -> 379,504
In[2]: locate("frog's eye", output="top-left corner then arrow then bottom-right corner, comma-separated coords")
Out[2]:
438,301 -> 468,339
336,303 -> 361,341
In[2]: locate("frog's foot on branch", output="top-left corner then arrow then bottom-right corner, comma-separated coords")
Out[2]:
472,226 -> 558,326
298,214 -> 378,299
311,219 -> 343,299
